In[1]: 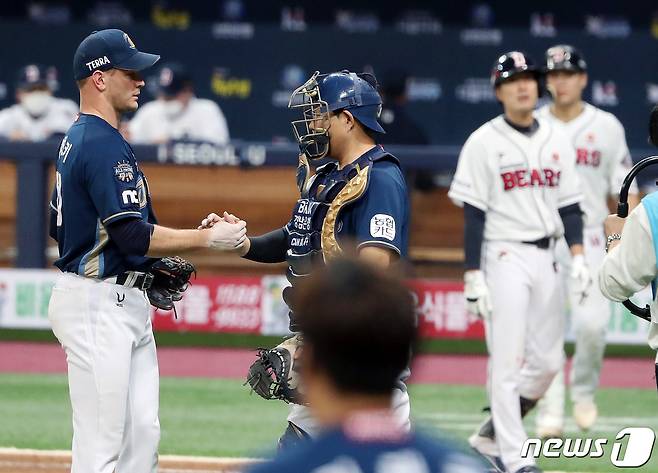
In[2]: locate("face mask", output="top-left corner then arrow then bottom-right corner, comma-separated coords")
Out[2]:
163,100 -> 183,119
21,91 -> 53,117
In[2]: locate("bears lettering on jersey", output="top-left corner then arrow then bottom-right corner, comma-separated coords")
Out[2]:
500,168 -> 561,191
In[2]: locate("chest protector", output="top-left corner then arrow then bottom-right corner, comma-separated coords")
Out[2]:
283,146 -> 398,330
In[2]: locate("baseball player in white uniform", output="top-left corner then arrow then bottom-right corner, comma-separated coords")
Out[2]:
449,51 -> 589,473
534,45 -> 639,438
127,63 -> 230,145
0,64 -> 78,141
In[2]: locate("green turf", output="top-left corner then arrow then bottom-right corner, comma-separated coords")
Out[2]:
0,373 -> 656,471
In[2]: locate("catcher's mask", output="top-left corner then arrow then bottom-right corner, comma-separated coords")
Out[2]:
289,70 -> 385,160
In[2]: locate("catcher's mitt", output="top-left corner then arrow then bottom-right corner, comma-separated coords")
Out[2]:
245,335 -> 304,404
146,256 -> 196,314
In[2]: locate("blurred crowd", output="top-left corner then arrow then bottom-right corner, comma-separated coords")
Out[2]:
0,62 -> 232,146
0,62 -> 427,148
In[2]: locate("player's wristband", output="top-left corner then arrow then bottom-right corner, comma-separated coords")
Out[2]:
605,233 -> 622,253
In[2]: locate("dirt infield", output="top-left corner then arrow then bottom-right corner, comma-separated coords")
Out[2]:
0,448 -> 260,473
0,341 -> 655,388
0,449 -> 584,473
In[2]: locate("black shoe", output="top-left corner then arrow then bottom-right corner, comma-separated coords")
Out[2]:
514,466 -> 542,473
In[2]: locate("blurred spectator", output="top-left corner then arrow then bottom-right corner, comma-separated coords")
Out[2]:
378,69 -> 435,191
128,62 -> 230,144
0,64 -> 77,141
378,69 -> 429,146
248,259 -> 485,473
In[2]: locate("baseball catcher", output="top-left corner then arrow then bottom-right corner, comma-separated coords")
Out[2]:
200,70 -> 411,448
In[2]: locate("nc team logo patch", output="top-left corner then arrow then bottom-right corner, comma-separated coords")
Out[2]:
114,160 -> 135,182
370,214 -> 396,241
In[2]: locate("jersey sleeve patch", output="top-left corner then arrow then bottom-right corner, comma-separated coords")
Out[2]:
370,214 -> 396,241
114,160 -> 135,183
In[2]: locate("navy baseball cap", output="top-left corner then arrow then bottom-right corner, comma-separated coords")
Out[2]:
73,29 -> 160,80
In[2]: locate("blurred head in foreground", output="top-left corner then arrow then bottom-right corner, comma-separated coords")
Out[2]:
295,258 -> 416,426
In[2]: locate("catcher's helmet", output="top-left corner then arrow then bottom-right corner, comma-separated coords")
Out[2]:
544,44 -> 587,73
491,51 -> 540,87
289,70 -> 385,160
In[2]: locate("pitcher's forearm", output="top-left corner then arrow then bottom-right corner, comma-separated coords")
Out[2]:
146,225 -> 209,257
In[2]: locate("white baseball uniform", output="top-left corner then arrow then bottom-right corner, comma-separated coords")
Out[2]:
128,97 -> 230,145
0,97 -> 78,141
449,114 -> 582,472
535,103 -> 636,431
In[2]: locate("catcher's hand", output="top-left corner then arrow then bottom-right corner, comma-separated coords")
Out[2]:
146,256 -> 196,313
245,335 -> 304,404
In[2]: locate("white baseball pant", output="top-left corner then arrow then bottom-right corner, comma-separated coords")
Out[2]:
536,226 -> 610,431
48,273 -> 160,473
483,240 -> 564,473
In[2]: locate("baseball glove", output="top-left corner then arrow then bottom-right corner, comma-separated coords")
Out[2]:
245,335 -> 304,404
146,256 -> 196,314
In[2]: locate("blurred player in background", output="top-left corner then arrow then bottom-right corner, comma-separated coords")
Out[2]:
248,259 -> 486,473
127,62 -> 230,144
0,64 -> 77,141
378,68 -> 435,191
378,68 -> 428,146
534,45 -> 639,438
200,70 -> 410,448
449,51 -> 588,473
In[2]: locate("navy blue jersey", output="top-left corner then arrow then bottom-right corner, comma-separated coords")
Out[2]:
249,425 -> 484,473
285,147 -> 409,258
49,114 -> 156,278
336,159 -> 408,257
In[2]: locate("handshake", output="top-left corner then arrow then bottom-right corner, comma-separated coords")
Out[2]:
198,211 -> 249,255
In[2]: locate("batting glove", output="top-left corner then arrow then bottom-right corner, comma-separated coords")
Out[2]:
464,270 -> 493,320
570,253 -> 592,305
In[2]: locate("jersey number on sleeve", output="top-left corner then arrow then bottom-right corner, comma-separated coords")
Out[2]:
55,171 -> 63,227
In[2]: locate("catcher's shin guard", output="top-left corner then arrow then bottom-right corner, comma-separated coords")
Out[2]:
278,422 -> 311,451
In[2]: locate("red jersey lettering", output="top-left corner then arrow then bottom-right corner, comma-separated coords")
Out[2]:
501,168 -> 560,191
575,148 -> 601,167
501,171 -> 516,190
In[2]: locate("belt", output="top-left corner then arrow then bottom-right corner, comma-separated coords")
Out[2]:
522,237 -> 552,249
108,271 -> 154,291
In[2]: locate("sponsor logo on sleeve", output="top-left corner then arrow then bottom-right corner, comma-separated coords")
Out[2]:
370,214 -> 396,241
